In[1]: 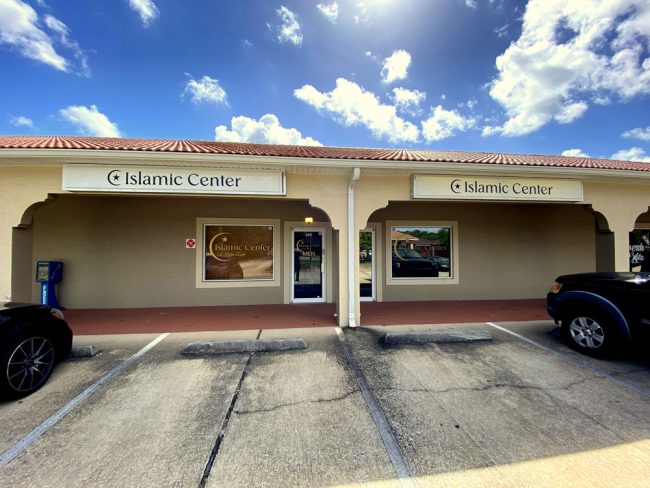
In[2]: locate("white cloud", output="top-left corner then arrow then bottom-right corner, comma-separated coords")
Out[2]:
391,87 -> 425,114
0,0 -> 68,71
44,14 -> 90,76
294,78 -> 419,143
9,115 -> 34,128
59,105 -> 121,137
317,2 -> 338,23
183,75 -> 227,106
421,105 -> 476,142
128,0 -> 159,27
355,1 -> 369,24
275,6 -> 302,46
465,0 -> 477,8
215,114 -> 321,146
623,126 -> 650,142
381,50 -> 411,84
561,148 -> 590,157
554,101 -> 588,124
486,0 -> 650,137
494,24 -> 509,38
611,147 -> 650,163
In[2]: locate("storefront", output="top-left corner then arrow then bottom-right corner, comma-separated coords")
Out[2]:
2,136 -> 650,327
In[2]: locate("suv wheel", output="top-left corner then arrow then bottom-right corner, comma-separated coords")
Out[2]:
562,310 -> 618,357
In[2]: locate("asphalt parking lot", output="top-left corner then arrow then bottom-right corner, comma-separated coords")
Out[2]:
1,320 -> 649,487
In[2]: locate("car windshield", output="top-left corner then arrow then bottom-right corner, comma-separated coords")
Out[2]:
394,249 -> 422,259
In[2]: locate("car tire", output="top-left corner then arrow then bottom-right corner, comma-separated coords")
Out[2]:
561,308 -> 620,358
0,332 -> 56,400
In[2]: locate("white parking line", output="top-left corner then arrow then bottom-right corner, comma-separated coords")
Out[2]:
485,322 -> 650,399
335,327 -> 418,488
0,333 -> 170,469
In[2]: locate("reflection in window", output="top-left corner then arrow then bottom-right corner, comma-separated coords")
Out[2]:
391,226 -> 452,279
360,230 -> 373,298
630,229 -> 650,272
204,225 -> 274,281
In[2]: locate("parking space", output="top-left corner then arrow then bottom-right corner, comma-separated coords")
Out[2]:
1,321 -> 649,487
488,320 -> 650,394
0,334 -> 159,453
207,328 -> 395,487
0,331 -> 255,487
349,321 -> 650,481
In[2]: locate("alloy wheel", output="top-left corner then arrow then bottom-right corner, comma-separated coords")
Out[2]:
6,337 -> 55,393
569,317 -> 605,350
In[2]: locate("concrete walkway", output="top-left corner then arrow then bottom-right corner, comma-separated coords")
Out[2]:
64,299 -> 548,335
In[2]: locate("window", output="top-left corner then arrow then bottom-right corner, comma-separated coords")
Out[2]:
203,224 -> 274,281
630,229 -> 650,272
388,223 -> 456,284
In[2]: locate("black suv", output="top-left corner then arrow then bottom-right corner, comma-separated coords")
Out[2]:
547,272 -> 650,357
392,249 -> 439,277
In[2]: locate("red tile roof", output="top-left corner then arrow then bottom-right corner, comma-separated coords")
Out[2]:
1,135 -> 648,172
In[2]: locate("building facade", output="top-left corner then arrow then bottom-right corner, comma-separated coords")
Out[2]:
2,136 -> 650,327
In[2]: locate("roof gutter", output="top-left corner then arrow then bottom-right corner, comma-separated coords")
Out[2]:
348,167 -> 361,328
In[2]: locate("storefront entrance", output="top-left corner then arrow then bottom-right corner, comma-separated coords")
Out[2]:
292,229 -> 326,302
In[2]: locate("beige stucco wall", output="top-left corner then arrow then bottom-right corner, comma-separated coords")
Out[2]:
370,201 -> 596,301
3,157 -> 650,325
287,173 -> 350,324
583,181 -> 650,271
12,226 -> 33,302
0,165 -> 61,301
29,195 -> 329,308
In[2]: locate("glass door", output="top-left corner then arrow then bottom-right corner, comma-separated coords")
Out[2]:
292,229 -> 325,302
360,229 -> 375,301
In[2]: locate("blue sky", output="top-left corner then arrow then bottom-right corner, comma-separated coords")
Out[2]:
1,0 -> 650,161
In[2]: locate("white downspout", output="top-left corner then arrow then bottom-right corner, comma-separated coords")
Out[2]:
348,167 -> 361,328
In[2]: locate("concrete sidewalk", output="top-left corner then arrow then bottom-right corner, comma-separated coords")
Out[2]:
64,299 -> 548,335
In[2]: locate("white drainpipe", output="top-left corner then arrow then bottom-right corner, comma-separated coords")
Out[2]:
348,167 -> 361,328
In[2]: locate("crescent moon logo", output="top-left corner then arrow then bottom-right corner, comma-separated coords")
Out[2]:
393,239 -> 406,261
295,239 -> 305,253
107,169 -> 121,186
209,232 -> 231,262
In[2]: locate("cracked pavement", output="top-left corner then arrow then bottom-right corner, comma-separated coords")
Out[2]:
1,322 -> 649,487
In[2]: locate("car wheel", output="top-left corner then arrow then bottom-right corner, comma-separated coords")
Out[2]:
0,334 -> 56,400
561,309 -> 618,357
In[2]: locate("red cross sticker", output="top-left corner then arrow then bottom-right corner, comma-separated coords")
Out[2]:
185,238 -> 196,249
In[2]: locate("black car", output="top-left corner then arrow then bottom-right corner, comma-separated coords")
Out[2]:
392,249 -> 439,277
547,272 -> 650,357
0,303 -> 73,400
427,255 -> 450,273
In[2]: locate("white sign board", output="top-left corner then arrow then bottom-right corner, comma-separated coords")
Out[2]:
63,164 -> 286,196
413,175 -> 583,202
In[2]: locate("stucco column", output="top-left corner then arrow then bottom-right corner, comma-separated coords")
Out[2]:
354,175 -> 411,324
611,220 -> 637,272
0,209 -> 23,302
0,166 -> 61,302
286,173 -> 349,326
584,182 -> 650,272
